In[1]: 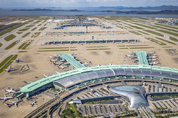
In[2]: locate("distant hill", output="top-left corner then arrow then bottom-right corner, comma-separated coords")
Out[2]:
99,5 -> 178,11
101,10 -> 178,14
12,8 -> 84,12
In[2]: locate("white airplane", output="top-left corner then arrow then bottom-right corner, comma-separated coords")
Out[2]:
150,62 -> 160,65
54,62 -> 63,66
50,60 -> 58,63
13,59 -> 23,63
109,63 -> 112,65
125,55 -> 133,58
149,52 -> 155,54
148,59 -> 158,62
5,99 -> 22,107
59,66 -> 67,70
4,88 -> 15,93
23,81 -> 31,84
83,62 -> 91,66
44,74 -> 48,77
149,56 -> 158,59
30,100 -> 37,106
0,95 -> 13,102
4,66 -> 17,72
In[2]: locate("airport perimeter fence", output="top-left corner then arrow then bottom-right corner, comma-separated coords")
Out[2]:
24,96 -> 60,118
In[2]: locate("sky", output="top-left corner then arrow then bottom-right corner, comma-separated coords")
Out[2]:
0,0 -> 178,8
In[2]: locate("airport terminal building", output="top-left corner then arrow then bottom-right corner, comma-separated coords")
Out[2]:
16,64 -> 178,99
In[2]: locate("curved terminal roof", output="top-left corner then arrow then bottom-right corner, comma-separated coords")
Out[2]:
20,65 -> 178,93
110,85 -> 149,108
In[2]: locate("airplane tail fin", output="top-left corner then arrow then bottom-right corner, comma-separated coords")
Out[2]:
5,103 -> 10,107
4,89 -> 6,92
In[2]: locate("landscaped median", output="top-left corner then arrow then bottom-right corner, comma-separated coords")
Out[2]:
144,30 -> 164,37
18,40 -> 33,50
4,34 -> 16,41
0,55 -> 18,73
170,36 -> 178,42
22,32 -> 30,38
5,40 -> 20,50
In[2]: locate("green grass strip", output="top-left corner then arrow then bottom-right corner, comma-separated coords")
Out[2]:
18,42 -> 26,49
144,30 -> 164,37
155,23 -> 178,30
117,45 -> 125,47
70,49 -> 77,51
126,45 -> 149,47
86,48 -> 111,50
162,46 -> 172,48
129,25 -> 143,29
145,37 -> 166,45
18,51 -> 28,53
38,50 -> 69,52
155,25 -> 178,33
22,32 -> 30,38
129,31 -> 141,35
31,27 -> 37,31
0,55 -> 18,73
22,42 -> 31,49
4,34 -> 16,41
138,31 -> 149,35
157,30 -> 178,37
16,32 -> 23,34
156,37 -> 177,45
0,43 -> 2,47
5,40 -> 18,50
26,25 -> 35,27
39,47 -> 69,49
170,36 -> 178,42
19,28 -> 29,31
132,23 -> 157,29
0,55 -> 13,67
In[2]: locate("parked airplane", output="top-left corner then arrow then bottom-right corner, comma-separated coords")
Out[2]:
44,74 -> 48,77
4,66 -> 17,72
148,59 -> 158,62
23,81 -> 31,84
50,60 -> 59,63
5,99 -> 22,107
4,88 -> 15,93
148,56 -> 158,59
59,66 -> 67,70
54,62 -> 63,66
49,54 -> 57,59
125,55 -> 133,58
149,52 -> 155,54
30,100 -> 37,106
0,95 -> 13,102
83,62 -> 91,66
150,62 -> 160,65
13,59 -> 23,63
